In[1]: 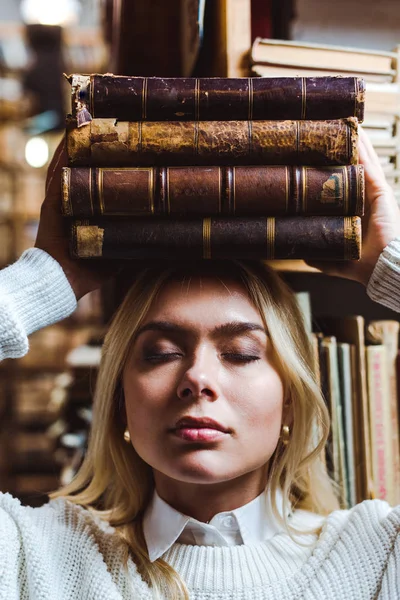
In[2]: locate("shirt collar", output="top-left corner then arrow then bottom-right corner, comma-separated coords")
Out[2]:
143,487 -> 289,562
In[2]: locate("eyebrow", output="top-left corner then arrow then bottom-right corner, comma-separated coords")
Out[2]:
134,320 -> 267,340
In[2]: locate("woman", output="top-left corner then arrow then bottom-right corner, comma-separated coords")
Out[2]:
0,128 -> 399,599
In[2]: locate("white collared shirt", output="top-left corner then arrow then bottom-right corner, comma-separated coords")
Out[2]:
143,487 -> 294,562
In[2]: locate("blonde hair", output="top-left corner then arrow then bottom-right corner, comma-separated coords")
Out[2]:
51,260 -> 338,599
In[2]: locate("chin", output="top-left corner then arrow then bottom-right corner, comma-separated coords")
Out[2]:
163,456 -> 240,484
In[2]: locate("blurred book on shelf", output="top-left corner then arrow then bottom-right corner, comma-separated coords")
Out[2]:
4,328 -> 104,506
314,313 -> 400,507
251,38 -> 400,205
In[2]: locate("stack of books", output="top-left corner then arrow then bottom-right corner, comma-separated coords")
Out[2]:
62,74 -> 365,261
251,38 -> 400,204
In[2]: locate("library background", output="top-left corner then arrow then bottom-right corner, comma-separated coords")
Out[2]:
0,0 -> 399,509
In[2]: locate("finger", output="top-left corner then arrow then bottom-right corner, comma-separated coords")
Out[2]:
358,126 -> 386,181
45,136 -> 67,196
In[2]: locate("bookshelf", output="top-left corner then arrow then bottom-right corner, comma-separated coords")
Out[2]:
0,22 -> 107,504
250,0 -> 400,505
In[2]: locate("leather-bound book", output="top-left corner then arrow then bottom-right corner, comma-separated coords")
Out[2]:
70,74 -> 365,125
70,216 -> 361,260
62,165 -> 364,218
66,117 -> 359,167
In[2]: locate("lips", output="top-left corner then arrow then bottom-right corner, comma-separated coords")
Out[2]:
173,416 -> 229,433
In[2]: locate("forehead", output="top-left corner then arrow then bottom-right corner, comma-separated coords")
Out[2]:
143,276 -> 263,329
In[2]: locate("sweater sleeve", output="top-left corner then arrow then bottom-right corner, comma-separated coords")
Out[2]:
367,238 -> 400,312
0,248 -> 77,360
378,504 -> 400,599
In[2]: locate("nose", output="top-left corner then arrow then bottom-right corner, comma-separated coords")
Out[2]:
176,346 -> 221,401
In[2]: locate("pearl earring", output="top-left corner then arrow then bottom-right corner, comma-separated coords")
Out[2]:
123,429 -> 131,443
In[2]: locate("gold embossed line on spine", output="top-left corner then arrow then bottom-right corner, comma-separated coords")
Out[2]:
195,79 -> 200,121
194,121 -> 199,155
248,78 -> 253,121
61,168 -> 72,216
301,78 -> 306,120
356,164 -> 365,216
203,218 -> 212,259
149,167 -> 155,214
342,164 -> 349,215
266,218 -> 275,259
166,167 -> 171,215
97,168 -> 103,215
142,78 -> 148,120
301,166 -> 307,214
232,167 -> 236,216
285,167 -> 289,214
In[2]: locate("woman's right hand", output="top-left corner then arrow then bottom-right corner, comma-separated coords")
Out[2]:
35,138 -> 117,300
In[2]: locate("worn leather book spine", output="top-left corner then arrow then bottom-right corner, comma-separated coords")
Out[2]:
70,75 -> 365,125
70,216 -> 361,260
66,117 -> 359,167
62,165 -> 364,217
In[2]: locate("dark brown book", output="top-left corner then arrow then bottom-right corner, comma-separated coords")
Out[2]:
70,216 -> 361,260
66,117 -> 359,167
70,74 -> 365,125
62,165 -> 364,218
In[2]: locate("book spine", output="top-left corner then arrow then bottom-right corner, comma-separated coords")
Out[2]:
70,75 -> 365,124
366,345 -> 394,504
322,336 -> 348,508
66,117 -> 359,167
70,216 -> 361,260
337,342 -> 357,508
366,321 -> 400,505
61,165 -> 364,218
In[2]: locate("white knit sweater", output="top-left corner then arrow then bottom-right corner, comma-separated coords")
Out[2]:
0,246 -> 399,599
0,492 -> 398,599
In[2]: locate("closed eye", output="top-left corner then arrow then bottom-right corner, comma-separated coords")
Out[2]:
222,353 -> 260,363
144,352 -> 183,363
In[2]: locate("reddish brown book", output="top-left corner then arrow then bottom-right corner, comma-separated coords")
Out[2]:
66,117 -> 359,167
62,165 -> 364,218
70,216 -> 361,260
70,74 -> 365,125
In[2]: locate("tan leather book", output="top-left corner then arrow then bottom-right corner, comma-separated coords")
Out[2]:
66,117 -> 359,167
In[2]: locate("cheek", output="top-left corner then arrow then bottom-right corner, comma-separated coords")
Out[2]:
122,367 -> 176,432
229,367 -> 284,431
